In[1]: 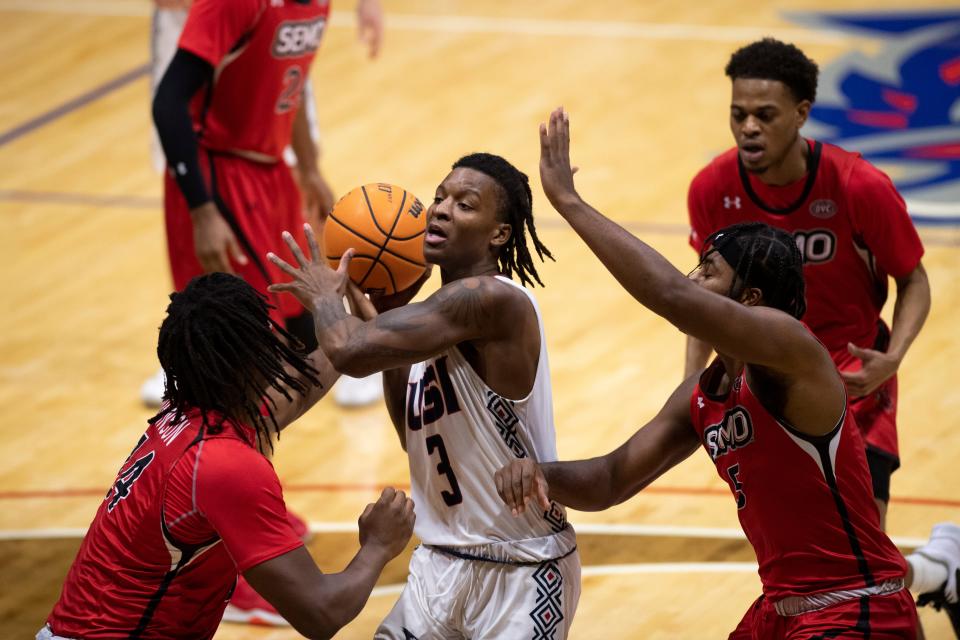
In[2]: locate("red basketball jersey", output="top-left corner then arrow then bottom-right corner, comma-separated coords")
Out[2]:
688,141 -> 924,352
46,408 -> 302,638
690,361 -> 906,600
178,0 -> 331,160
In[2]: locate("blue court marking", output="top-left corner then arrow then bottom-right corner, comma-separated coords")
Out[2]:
788,10 -> 960,225
0,63 -> 149,149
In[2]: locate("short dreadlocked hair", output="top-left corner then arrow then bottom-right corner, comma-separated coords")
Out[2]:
725,38 -> 819,104
151,273 -> 320,453
452,152 -> 554,287
700,222 -> 807,319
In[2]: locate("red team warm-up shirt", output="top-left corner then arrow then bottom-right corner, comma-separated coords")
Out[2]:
179,0 -> 331,160
691,361 -> 906,600
688,140 -> 924,353
46,408 -> 303,638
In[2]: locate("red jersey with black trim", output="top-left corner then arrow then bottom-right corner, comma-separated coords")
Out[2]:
178,0 -> 330,160
688,140 -> 924,352
46,407 -> 303,639
690,360 -> 906,600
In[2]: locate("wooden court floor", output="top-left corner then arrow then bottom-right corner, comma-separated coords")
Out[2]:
1,0 -> 958,637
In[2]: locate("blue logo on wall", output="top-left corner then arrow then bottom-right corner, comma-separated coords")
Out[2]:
788,11 -> 960,225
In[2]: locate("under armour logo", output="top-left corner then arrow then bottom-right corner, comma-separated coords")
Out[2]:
697,396 -> 705,409
723,196 -> 741,209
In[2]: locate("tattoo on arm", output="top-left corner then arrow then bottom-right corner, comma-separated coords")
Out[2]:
367,278 -> 492,340
312,293 -> 349,331
318,277 -> 500,374
348,336 -> 424,362
437,278 -> 488,329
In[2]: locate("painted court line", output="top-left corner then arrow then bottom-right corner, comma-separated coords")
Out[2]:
574,523 -> 928,549
1,482 -> 957,511
0,522 -> 929,549
0,63 -> 149,149
367,563 -> 764,596
341,13 -> 847,45
0,189 -> 159,209
370,583 -> 405,597
582,562 -> 758,576
0,0 -> 846,45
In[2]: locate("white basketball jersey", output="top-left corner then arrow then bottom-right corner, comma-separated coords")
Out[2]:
405,276 -> 573,559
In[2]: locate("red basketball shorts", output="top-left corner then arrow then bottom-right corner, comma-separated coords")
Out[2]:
831,345 -> 900,464
729,590 -> 918,639
164,150 -> 308,323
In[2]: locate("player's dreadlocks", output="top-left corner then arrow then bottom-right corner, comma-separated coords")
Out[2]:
700,222 -> 807,319
150,273 -> 321,453
453,152 -> 554,287
725,38 -> 819,104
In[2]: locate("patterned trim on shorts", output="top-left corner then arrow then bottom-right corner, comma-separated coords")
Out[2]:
531,561 -> 564,639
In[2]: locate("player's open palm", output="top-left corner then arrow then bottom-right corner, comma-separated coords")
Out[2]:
358,487 -> 415,560
539,107 -> 578,210
495,458 -> 551,517
268,224 -> 352,310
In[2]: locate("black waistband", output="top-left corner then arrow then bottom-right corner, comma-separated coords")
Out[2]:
424,543 -> 577,567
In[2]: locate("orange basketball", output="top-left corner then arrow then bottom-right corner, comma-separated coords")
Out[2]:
324,183 -> 427,294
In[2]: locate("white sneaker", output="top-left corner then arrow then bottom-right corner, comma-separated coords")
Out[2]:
140,368 -> 166,408
221,577 -> 290,627
915,522 -> 960,603
334,372 -> 383,407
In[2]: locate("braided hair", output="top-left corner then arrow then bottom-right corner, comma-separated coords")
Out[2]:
151,273 -> 321,453
700,222 -> 807,319
725,38 -> 819,104
452,153 -> 554,287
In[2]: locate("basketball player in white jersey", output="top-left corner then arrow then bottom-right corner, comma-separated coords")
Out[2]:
141,0 -> 386,409
268,152 -> 580,639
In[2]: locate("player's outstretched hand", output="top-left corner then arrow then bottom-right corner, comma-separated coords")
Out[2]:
268,224 -> 352,310
358,487 -> 415,561
191,202 -> 248,275
494,459 -> 550,517
539,107 -> 580,211
368,266 -> 434,314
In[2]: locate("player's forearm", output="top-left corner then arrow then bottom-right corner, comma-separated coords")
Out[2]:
383,367 -> 410,450
309,294 -> 420,378
152,49 -> 213,209
550,195 -> 700,323
888,264 -> 931,363
542,409 -> 700,512
271,349 -> 341,431
541,458 -> 622,511
313,544 -> 393,635
291,95 -> 319,174
309,292 -> 371,375
684,335 -> 713,379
